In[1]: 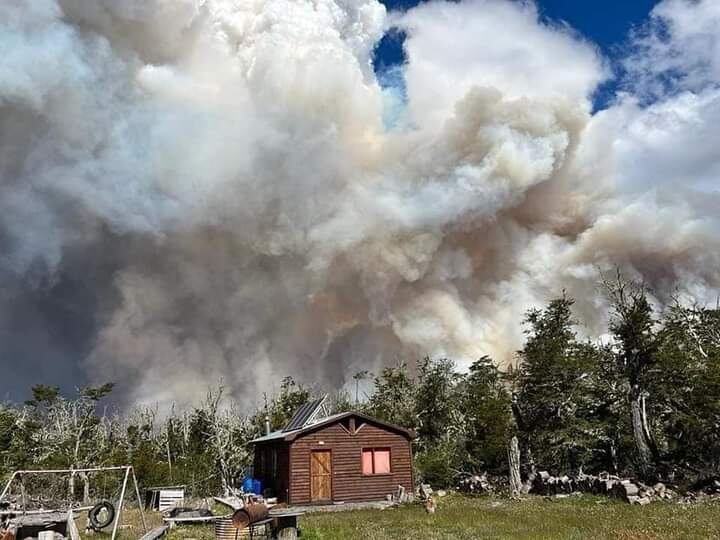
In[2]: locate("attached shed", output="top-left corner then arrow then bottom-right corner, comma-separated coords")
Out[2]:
250,399 -> 415,505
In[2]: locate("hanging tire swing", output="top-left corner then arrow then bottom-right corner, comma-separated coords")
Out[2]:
88,500 -> 116,530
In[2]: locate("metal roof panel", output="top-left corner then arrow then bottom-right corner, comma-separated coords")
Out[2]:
282,396 -> 326,431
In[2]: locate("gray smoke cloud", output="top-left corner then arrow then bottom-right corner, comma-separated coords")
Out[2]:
1,0 -> 719,408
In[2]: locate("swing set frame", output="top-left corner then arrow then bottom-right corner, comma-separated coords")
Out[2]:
0,465 -> 148,540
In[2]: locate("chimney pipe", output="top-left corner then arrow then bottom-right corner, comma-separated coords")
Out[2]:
265,414 -> 271,435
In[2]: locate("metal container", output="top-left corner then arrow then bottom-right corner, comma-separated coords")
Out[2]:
215,516 -> 270,539
215,516 -> 240,540
232,504 -> 269,529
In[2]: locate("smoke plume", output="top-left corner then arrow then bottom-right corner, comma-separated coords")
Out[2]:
1,0 -> 719,408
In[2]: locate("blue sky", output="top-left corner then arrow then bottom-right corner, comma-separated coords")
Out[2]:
375,0 -> 662,110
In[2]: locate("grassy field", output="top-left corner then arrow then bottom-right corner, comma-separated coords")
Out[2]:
82,494 -> 720,540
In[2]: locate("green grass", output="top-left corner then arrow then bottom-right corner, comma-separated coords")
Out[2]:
99,494 -> 720,540
300,494 -> 720,540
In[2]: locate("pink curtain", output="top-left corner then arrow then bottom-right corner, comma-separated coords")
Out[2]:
374,450 -> 391,474
362,450 -> 374,474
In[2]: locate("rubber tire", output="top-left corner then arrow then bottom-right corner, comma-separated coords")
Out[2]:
88,500 -> 116,530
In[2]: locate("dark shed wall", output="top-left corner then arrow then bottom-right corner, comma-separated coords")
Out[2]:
253,442 -> 290,501
289,421 -> 413,504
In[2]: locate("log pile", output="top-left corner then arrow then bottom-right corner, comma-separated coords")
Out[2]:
531,472 -> 676,504
456,473 -> 491,495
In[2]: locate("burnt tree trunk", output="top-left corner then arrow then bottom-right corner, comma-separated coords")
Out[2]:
508,436 -> 522,495
510,394 -> 536,493
630,386 -> 654,477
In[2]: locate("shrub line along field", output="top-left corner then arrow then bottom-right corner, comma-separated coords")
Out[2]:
84,494 -> 720,540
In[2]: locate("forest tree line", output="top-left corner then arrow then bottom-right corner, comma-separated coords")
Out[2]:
1,273 -> 719,498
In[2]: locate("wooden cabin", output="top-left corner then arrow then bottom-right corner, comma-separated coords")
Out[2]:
249,398 -> 415,505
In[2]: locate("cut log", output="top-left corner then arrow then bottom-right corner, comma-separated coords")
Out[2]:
612,482 -> 640,501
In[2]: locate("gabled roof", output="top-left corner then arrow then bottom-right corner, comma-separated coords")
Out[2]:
249,411 -> 416,444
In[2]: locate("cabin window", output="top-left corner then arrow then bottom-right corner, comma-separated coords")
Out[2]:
361,448 -> 391,475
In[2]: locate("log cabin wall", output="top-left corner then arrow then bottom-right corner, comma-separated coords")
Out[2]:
288,419 -> 413,504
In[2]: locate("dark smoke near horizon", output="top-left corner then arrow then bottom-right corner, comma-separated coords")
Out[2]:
1,0 -> 719,409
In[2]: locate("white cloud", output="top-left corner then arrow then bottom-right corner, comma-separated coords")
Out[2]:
624,0 -> 720,99
396,0 -> 608,129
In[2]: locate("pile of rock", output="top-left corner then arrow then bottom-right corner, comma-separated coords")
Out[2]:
531,471 -> 676,504
678,477 -> 720,504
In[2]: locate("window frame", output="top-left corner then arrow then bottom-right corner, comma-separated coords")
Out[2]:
361,447 -> 392,476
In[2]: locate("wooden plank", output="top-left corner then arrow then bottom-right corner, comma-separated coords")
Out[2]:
9,512 -> 70,526
160,490 -> 184,498
163,515 -> 223,523
138,525 -> 169,540
67,510 -> 81,540
214,496 -> 243,510
158,489 -> 184,512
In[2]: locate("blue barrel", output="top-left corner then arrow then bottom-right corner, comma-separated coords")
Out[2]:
252,479 -> 262,495
242,477 -> 254,493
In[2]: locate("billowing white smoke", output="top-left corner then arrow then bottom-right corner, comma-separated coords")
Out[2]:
1,0 -> 718,408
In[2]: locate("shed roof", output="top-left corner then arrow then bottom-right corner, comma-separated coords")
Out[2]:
249,411 -> 415,444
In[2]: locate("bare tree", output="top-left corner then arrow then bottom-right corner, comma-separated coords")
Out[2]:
603,270 -> 658,478
25,384 -> 115,502
201,385 -> 251,495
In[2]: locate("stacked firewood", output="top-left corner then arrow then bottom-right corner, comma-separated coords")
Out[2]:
531,471 -> 676,504
456,473 -> 491,495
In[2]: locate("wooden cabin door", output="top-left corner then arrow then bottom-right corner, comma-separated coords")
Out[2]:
310,450 -> 332,501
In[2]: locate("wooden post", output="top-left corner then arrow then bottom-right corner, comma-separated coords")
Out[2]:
67,509 -> 81,540
110,467 -> 130,540
131,467 -> 148,534
0,471 -> 18,502
19,474 -> 26,515
166,436 -> 173,482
